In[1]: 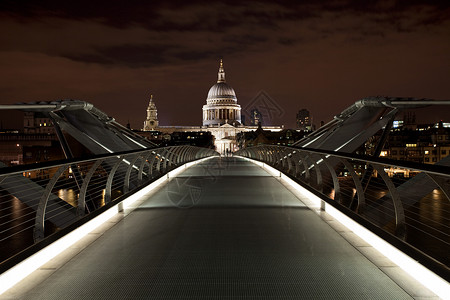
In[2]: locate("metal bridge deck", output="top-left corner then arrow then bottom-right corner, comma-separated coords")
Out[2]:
3,157 -> 416,299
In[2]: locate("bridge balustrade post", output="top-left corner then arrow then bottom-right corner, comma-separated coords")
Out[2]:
197,147 -> 205,160
426,173 -> 450,202
78,159 -> 104,217
243,148 -> 251,159
124,154 -> 141,194
286,150 -> 296,175
253,148 -> 260,160
177,146 -> 188,164
165,147 -> 177,170
281,148 -> 292,174
191,147 -> 198,160
155,150 -> 164,173
371,164 -> 406,239
259,146 -> 267,163
291,150 -> 303,177
339,159 -> 365,212
319,155 -> 341,204
274,149 -> 284,170
253,148 -> 259,160
160,148 -> 170,173
148,151 -> 159,178
293,151 -> 302,178
185,146 -> 194,162
183,147 -> 190,162
296,152 -> 310,182
271,148 -> 278,167
197,148 -> 206,159
244,149 -> 251,159
278,148 -> 286,170
34,164 -> 69,241
246,148 -> 254,159
306,153 -> 323,192
186,147 -> 194,161
265,146 -> 273,165
256,148 -> 264,161
172,146 -> 184,165
262,147 -> 268,162
277,148 -> 286,170
192,147 -> 198,160
105,156 -> 124,204
138,151 -> 153,184
194,147 -> 201,159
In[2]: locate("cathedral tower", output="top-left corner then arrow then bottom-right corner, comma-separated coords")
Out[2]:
143,95 -> 159,131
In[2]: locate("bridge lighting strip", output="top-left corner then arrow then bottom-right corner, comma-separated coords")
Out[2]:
239,156 -> 449,300
0,156 -> 215,295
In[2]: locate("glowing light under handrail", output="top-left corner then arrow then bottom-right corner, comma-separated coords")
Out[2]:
239,155 -> 449,299
0,156 -> 214,295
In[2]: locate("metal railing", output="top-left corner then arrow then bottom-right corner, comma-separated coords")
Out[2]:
0,146 -> 218,267
235,145 -> 450,279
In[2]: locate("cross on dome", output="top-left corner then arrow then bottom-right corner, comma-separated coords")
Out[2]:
217,59 -> 226,83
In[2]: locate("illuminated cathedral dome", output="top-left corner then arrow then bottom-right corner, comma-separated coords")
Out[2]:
207,83 -> 237,101
203,59 -> 241,126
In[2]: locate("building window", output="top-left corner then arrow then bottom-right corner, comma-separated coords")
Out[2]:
399,150 -> 404,155
432,157 -> 437,162
442,150 -> 447,155
425,157 -> 430,162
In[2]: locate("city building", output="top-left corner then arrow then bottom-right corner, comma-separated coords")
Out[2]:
0,133 -> 59,166
249,108 -> 263,125
139,130 -> 214,148
237,124 -> 304,148
375,121 -> 450,165
23,111 -> 55,134
0,112 -> 60,166
296,109 -> 312,131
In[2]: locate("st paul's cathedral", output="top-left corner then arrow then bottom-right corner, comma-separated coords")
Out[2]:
143,60 -> 282,154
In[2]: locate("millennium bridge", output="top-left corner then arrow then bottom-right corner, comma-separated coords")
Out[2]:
0,98 -> 449,299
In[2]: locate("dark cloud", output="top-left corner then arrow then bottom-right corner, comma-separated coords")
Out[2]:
62,53 -> 115,65
174,50 -> 215,62
94,44 -> 174,68
0,0 -> 449,129
222,34 -> 268,46
2,1 -> 447,30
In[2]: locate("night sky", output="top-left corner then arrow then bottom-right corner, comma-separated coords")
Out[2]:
0,0 -> 449,129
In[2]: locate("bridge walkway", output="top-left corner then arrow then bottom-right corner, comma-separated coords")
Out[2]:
2,157 -> 426,299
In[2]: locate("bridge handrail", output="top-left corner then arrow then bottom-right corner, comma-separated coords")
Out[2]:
302,146 -> 450,176
243,145 -> 450,177
235,145 -> 450,280
0,145 -> 218,272
0,147 -> 196,176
